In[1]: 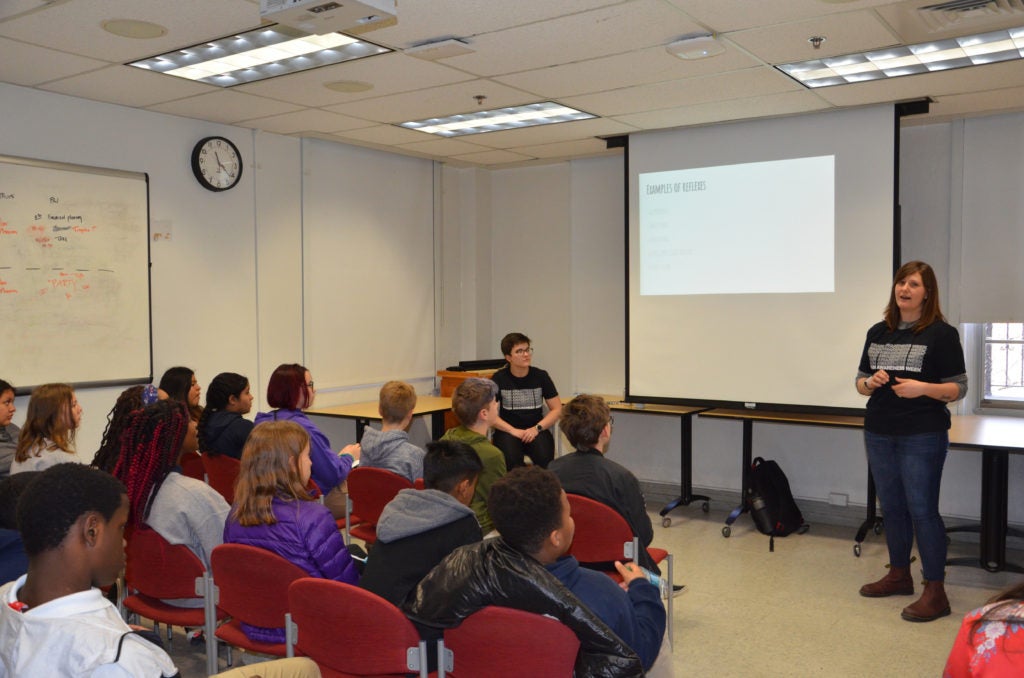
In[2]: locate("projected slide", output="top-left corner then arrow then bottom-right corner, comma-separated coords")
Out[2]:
639,156 -> 835,296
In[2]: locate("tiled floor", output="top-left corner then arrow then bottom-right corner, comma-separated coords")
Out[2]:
166,506 -> 1023,677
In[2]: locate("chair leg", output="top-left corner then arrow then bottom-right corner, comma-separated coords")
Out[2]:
666,554 -> 674,652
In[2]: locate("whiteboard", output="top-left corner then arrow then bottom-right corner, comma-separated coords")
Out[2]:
0,155 -> 151,391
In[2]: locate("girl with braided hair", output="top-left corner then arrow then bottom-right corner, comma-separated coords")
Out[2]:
112,401 -> 228,596
10,384 -> 83,474
90,384 -> 159,473
197,372 -> 254,459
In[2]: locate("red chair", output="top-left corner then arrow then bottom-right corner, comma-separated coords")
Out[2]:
180,450 -> 206,481
442,606 -> 579,677
566,493 -> 674,649
287,578 -> 428,678
122,527 -> 222,677
210,544 -> 309,662
202,453 -> 241,504
344,467 -> 413,544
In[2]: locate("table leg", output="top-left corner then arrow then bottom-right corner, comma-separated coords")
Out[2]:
431,410 -> 446,440
355,418 -> 368,442
659,415 -> 710,524
723,420 -> 752,536
854,467 -> 883,557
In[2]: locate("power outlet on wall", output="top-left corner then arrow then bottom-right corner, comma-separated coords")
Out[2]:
828,492 -> 849,507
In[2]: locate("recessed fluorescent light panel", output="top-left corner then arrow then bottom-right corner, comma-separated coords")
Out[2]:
398,102 -> 596,137
778,27 -> 1024,88
128,25 -> 390,87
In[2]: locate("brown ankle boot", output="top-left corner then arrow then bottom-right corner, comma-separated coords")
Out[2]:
859,566 -> 914,598
901,580 -> 951,622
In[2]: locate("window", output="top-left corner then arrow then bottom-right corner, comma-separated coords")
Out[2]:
981,323 -> 1024,408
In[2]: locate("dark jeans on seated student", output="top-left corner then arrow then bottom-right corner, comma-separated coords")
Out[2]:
492,429 -> 554,469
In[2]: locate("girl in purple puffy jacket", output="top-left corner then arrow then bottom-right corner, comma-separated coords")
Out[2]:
224,420 -> 359,644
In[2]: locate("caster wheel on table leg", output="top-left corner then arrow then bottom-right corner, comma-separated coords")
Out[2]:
662,516 -> 672,528
854,543 -> 861,557
722,525 -> 731,538
702,502 -> 710,513
873,522 -> 883,536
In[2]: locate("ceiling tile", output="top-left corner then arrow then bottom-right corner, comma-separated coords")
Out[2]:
466,118 -> 639,150
433,0 -> 705,77
0,37 -> 106,86
324,79 -> 538,123
563,66 -> 801,117
396,138 -> 495,157
0,0 -> 262,62
448,149 -> 535,165
238,108 -> 373,134
508,137 -> 618,159
362,0 -> 626,49
146,90 -> 303,124
234,52 -> 474,108
613,89 -> 832,130
727,9 -> 901,65
495,44 -> 761,99
40,65 -> 213,107
667,0 -> 905,33
332,124 -> 433,146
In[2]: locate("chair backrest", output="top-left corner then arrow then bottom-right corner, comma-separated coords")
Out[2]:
443,606 -> 579,677
180,451 -> 206,481
288,578 -> 425,677
125,526 -> 207,599
211,544 -> 309,629
202,453 -> 241,504
565,493 -> 638,563
347,466 -> 414,525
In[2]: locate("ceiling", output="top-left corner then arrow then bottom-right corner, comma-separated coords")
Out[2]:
3,0 -> 1024,168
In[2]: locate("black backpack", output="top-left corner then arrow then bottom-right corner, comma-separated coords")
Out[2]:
747,456 -> 808,551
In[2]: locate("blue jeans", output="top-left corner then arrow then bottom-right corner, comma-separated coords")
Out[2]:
864,430 -> 949,582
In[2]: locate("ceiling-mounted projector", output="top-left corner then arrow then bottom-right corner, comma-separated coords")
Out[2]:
260,0 -> 397,34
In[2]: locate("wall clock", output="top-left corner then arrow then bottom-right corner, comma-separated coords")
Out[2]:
191,136 -> 242,192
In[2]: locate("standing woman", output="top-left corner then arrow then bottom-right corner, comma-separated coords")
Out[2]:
490,332 -> 562,469
198,372 -> 254,459
856,261 -> 967,622
0,380 -> 18,477
10,384 -> 83,474
254,364 -> 359,519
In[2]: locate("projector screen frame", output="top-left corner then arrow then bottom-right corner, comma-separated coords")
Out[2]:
621,105 -> 904,417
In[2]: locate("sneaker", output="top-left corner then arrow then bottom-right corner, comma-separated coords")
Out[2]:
187,629 -> 204,646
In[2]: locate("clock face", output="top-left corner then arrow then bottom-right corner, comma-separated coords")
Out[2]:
191,136 -> 242,192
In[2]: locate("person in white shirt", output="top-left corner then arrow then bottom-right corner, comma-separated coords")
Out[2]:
0,463 -> 178,677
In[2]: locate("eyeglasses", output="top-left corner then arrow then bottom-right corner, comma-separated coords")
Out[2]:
306,381 -> 315,391
512,347 -> 535,356
608,416 -> 614,426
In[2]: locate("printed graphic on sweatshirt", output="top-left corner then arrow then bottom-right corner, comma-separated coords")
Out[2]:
500,387 -> 544,411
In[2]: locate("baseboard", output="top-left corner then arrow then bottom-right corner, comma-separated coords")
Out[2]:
640,480 -> 1024,544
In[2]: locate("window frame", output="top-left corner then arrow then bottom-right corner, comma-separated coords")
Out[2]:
975,322 -> 1024,412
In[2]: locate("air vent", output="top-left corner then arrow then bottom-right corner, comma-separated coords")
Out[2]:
918,0 -> 1024,31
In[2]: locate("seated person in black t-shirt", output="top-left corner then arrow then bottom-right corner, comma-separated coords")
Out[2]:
490,332 -> 562,469
359,440 -> 483,607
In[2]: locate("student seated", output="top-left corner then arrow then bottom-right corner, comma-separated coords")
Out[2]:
91,384 -> 159,473
0,464 -> 178,676
405,467 -> 645,677
359,440 -> 482,607
440,378 -> 506,535
112,401 -> 230,606
550,394 -> 660,575
497,467 -> 666,671
0,472 -> 36,584
254,363 -> 360,519
0,379 -> 20,478
198,372 -> 255,460
224,420 -> 359,644
10,383 -> 84,474
945,580 -> 1024,676
359,381 -> 425,483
